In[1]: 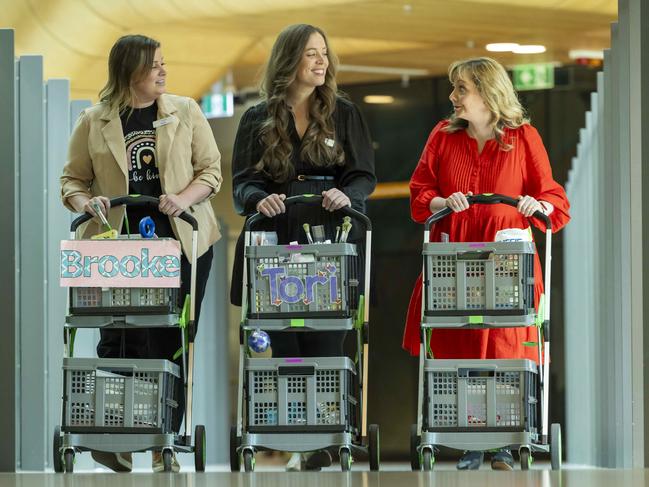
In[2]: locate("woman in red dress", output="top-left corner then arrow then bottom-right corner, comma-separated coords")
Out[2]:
402,57 -> 570,470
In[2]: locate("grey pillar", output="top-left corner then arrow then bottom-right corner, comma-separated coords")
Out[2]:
633,0 -> 649,468
45,79 -> 71,470
0,28 -> 18,474
18,55 -> 47,471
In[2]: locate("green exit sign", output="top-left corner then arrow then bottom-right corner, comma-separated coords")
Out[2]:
513,63 -> 555,91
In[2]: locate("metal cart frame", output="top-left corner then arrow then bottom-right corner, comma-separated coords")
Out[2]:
411,193 -> 562,471
231,194 -> 380,472
53,195 -> 206,473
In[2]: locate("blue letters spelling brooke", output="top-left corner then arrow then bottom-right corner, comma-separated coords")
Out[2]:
61,248 -> 180,279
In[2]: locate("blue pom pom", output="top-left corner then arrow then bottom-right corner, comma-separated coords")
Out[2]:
248,329 -> 270,353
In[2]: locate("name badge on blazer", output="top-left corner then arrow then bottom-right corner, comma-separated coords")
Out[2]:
153,116 -> 175,128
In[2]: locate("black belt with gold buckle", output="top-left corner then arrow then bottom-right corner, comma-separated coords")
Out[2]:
296,174 -> 335,181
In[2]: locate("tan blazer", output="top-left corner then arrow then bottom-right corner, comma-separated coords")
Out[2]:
61,94 -> 222,260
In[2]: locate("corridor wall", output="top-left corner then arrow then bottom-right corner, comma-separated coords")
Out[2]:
564,0 -> 648,468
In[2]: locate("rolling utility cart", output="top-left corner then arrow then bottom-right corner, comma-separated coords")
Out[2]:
231,195 -> 379,472
410,193 -> 561,471
53,195 -> 206,473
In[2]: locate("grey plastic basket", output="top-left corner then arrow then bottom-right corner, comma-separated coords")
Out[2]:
245,357 -> 357,430
423,241 -> 535,326
246,243 -> 358,319
424,359 -> 538,431
70,287 -> 179,315
62,358 -> 179,433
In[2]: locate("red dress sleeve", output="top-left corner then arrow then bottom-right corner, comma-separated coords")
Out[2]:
409,122 -> 446,223
520,125 -> 571,232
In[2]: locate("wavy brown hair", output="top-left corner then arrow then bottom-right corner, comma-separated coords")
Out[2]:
257,24 -> 344,182
445,57 -> 529,150
98,34 -> 160,115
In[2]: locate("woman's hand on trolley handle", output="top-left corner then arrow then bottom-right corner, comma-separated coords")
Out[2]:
72,195 -> 111,218
159,193 -> 188,217
322,188 -> 351,212
256,193 -> 287,217
159,183 -> 213,217
429,191 -> 473,214
517,195 -> 554,218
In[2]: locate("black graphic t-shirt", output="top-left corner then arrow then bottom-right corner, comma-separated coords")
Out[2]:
120,102 -> 173,237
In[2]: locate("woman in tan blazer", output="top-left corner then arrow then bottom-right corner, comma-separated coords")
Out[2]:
60,34 -> 221,473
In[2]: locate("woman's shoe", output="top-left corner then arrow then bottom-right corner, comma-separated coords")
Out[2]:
304,450 -> 332,470
152,450 -> 181,473
490,449 -> 514,471
285,450 -> 333,471
91,451 -> 132,472
456,450 -> 483,470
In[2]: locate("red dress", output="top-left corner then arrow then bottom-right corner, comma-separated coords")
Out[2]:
402,121 -> 570,360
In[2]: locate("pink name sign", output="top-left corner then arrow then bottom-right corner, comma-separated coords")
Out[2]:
60,239 -> 181,288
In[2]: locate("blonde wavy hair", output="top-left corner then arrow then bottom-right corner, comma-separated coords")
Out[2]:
445,57 -> 529,150
257,24 -> 344,183
98,35 -> 160,116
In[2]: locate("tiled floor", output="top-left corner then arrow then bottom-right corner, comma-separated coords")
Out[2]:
4,465 -> 648,487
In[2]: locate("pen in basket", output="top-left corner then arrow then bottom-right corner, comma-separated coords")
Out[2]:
302,223 -> 314,244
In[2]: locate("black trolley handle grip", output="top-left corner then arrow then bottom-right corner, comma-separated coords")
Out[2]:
70,195 -> 198,232
424,193 -> 552,231
244,194 -> 372,232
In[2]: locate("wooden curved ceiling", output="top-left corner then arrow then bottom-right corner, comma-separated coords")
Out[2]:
2,0 -> 616,100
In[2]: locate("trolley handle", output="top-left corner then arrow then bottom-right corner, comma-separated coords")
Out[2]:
244,194 -> 372,232
424,193 -> 551,231
70,195 -> 198,232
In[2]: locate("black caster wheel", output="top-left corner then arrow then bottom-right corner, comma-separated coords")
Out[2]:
410,424 -> 420,471
368,424 -> 380,471
64,449 -> 74,473
243,449 -> 255,472
52,426 -> 63,473
340,448 -> 352,472
551,423 -> 562,470
520,447 -> 531,470
230,425 -> 241,472
194,425 -> 206,472
162,449 -> 173,473
421,447 -> 434,471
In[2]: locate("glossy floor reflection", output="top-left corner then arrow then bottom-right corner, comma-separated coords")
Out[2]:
3,466 -> 648,487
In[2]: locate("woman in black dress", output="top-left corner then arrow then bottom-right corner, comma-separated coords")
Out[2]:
231,24 -> 376,356
231,24 -> 376,471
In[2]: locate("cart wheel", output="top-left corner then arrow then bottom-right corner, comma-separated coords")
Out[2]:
551,423 -> 562,470
421,447 -> 434,471
368,424 -> 380,471
340,448 -> 352,472
194,425 -> 206,472
243,449 -> 255,472
229,425 -> 241,472
520,447 -> 531,470
163,449 -> 173,473
52,426 -> 63,473
409,424 -> 420,471
64,449 -> 74,473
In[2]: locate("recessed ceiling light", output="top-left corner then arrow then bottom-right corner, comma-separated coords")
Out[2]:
513,45 -> 546,54
568,49 -> 604,60
486,43 -> 520,52
363,95 -> 395,104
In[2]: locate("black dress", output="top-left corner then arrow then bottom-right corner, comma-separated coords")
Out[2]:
231,97 -> 376,356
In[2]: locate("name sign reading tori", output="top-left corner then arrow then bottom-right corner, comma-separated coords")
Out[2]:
260,263 -> 340,306
60,239 -> 181,288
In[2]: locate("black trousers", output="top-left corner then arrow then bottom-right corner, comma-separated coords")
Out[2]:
267,331 -> 347,357
97,246 -> 213,433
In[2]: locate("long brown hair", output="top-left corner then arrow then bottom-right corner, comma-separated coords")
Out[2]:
98,34 -> 160,115
257,24 -> 344,182
445,57 -> 529,150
